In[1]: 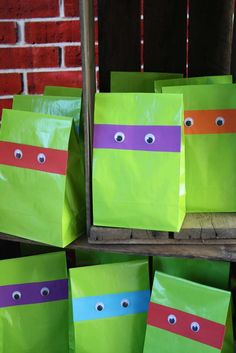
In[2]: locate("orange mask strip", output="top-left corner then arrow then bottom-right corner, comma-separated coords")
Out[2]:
184,109 -> 236,135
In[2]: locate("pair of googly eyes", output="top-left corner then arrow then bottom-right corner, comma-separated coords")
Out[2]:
168,315 -> 200,332
114,132 -> 155,145
14,149 -> 46,164
12,287 -> 50,300
95,299 -> 129,312
185,117 -> 225,127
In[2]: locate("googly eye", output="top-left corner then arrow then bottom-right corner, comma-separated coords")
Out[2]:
191,322 -> 200,332
37,153 -> 46,164
167,314 -> 177,325
145,133 -> 155,144
121,299 -> 129,308
95,302 -> 105,312
40,287 -> 50,297
215,117 -> 225,127
14,149 -> 23,160
184,117 -> 194,127
12,291 -> 21,301
114,132 -> 125,143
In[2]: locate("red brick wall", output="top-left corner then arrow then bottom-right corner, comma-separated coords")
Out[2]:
0,0 -> 98,117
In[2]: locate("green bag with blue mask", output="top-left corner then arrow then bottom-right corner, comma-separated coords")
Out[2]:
154,75 -> 232,93
0,252 -> 69,353
70,260 -> 150,353
110,71 -> 183,92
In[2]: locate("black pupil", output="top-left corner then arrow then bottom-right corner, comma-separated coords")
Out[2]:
39,157 -> 44,163
147,137 -> 153,144
116,135 -> 123,142
16,153 -> 21,159
122,301 -> 129,308
97,305 -> 103,311
192,325 -> 198,332
217,119 -> 223,126
42,290 -> 49,296
186,120 -> 192,127
169,318 -> 175,324
14,293 -> 20,300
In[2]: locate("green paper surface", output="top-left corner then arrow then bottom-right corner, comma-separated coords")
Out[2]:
154,75 -> 232,93
0,252 -> 69,353
111,71 -> 183,92
0,109 -> 85,247
153,257 -> 230,289
70,260 -> 149,353
44,86 -> 82,98
162,83 -> 236,212
143,272 -> 233,353
93,93 -> 186,231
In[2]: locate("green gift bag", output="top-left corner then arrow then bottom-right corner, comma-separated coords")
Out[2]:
111,71 -> 183,92
153,257 -> 230,289
70,260 -> 150,353
44,86 -> 82,98
0,109 -> 85,247
154,75 -> 232,93
162,84 -> 236,212
143,272 -> 234,353
93,93 -> 185,232
0,252 -> 69,353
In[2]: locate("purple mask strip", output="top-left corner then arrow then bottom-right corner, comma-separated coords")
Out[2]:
93,124 -> 181,152
0,279 -> 68,308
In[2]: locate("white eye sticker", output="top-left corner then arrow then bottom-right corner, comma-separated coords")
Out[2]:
184,117 -> 194,127
12,291 -> 22,301
14,149 -> 23,160
145,133 -> 155,144
167,314 -> 177,325
121,299 -> 129,308
215,117 -> 225,127
95,302 -> 105,312
191,322 -> 200,332
37,153 -> 46,164
114,132 -> 125,143
40,287 -> 50,297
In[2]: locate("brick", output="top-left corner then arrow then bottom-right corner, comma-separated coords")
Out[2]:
0,47 -> 59,69
0,99 -> 13,120
0,0 -> 59,19
64,0 -> 79,17
28,71 -> 83,94
0,22 -> 17,44
25,21 -> 80,44
0,74 -> 22,95
65,46 -> 82,67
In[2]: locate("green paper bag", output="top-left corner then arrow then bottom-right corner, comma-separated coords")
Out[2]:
154,75 -> 232,93
0,109 -> 85,247
93,93 -> 185,231
75,249 -> 145,266
70,260 -> 150,353
153,257 -> 230,289
13,94 -> 83,139
111,71 -> 183,92
44,85 -> 82,98
143,272 -> 234,353
162,83 -> 236,212
0,252 -> 69,353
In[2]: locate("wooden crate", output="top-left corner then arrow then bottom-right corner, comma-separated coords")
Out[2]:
80,0 -> 236,251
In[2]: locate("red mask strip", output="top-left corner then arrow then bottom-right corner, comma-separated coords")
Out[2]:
0,141 -> 68,175
147,302 -> 225,349
184,109 -> 236,135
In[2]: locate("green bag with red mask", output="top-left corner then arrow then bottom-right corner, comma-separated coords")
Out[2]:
143,272 -> 234,353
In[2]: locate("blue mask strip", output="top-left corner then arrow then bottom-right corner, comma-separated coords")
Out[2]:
72,290 -> 150,322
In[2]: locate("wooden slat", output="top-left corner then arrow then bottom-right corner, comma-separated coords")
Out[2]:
98,0 -> 141,92
80,0 -> 96,234
188,0 -> 234,76
144,0 -> 187,73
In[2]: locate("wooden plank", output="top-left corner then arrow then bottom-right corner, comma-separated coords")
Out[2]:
98,0 -> 141,92
144,0 -> 187,73
188,0 -> 234,76
80,0 -> 96,235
